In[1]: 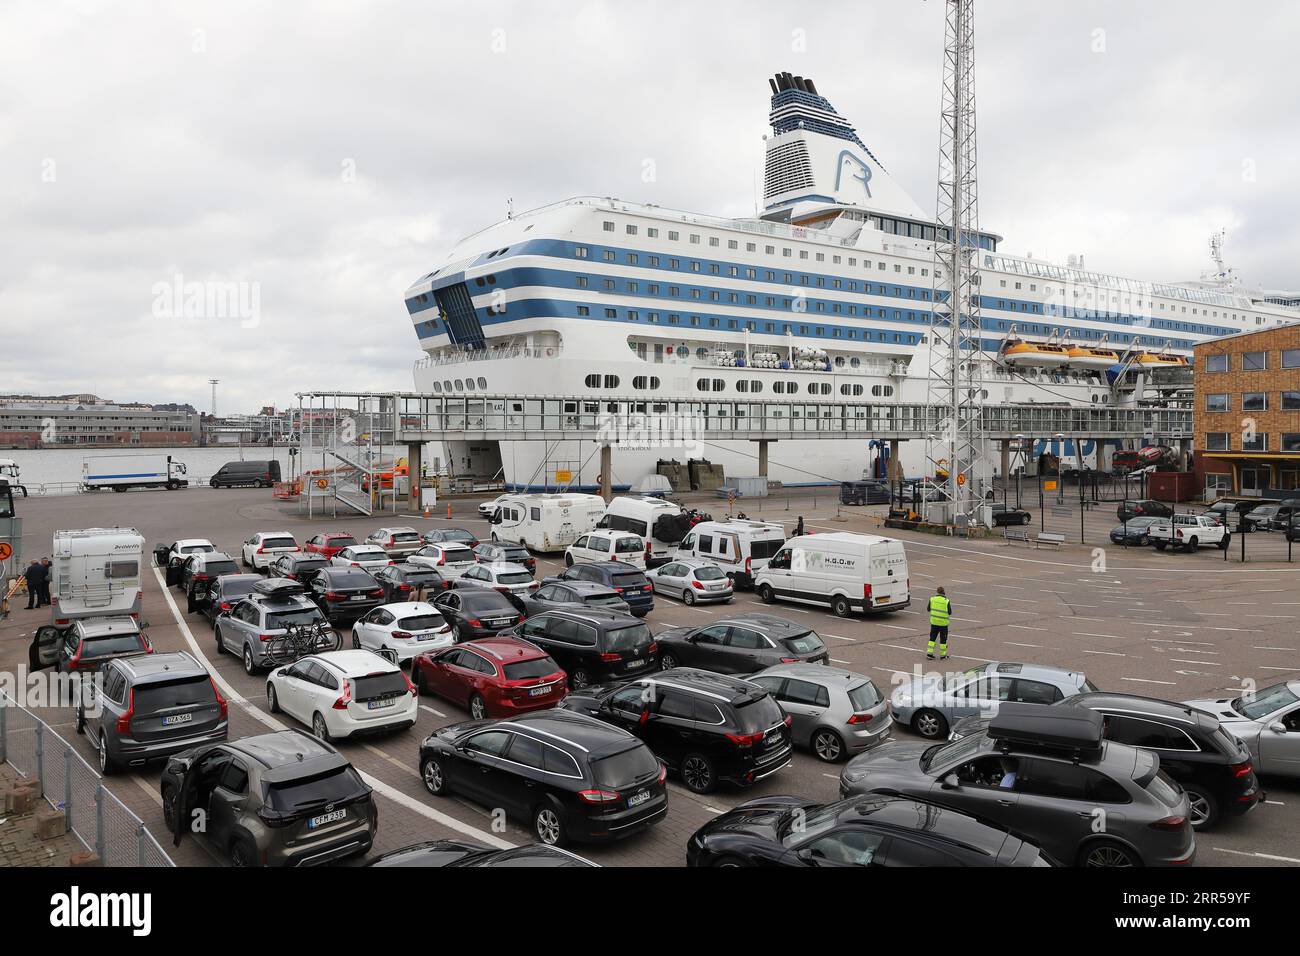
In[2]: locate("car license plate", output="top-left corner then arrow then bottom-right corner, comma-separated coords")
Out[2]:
161,713 -> 193,726
529,686 -> 549,697
875,596 -> 889,604
307,809 -> 346,829
628,789 -> 650,807
488,618 -> 509,626
418,632 -> 440,641
350,595 -> 368,601
624,589 -> 642,595
367,698 -> 396,710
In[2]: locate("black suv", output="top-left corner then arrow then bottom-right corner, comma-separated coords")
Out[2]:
655,614 -> 828,674
418,709 -> 667,847
952,692 -> 1262,830
561,668 -> 793,793
268,553 -> 330,585
542,561 -> 654,617
512,608 -> 658,689
433,587 -> 524,641
180,552 -> 240,611
304,567 -> 385,623
198,573 -> 263,627
373,562 -> 448,602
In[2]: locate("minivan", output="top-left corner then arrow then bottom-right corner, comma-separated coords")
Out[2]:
754,532 -> 909,617
210,459 -> 282,489
513,608 -> 659,689
673,518 -> 786,589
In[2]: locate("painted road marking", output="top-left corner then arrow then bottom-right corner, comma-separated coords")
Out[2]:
1121,677 -> 1177,685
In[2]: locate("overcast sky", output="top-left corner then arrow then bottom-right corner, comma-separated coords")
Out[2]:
2,0 -> 1296,414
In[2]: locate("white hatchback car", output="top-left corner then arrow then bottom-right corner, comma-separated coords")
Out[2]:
457,562 -> 540,597
350,602 -> 454,663
241,531 -> 300,571
331,545 -> 394,572
408,543 -> 477,578
565,532 -> 647,570
266,649 -> 417,741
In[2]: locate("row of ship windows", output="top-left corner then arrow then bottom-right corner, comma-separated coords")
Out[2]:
431,376 -> 490,393
1205,433 -> 1300,453
581,242 -> 931,281
574,305 -> 924,344
1205,349 -> 1300,373
582,374 -> 663,390
694,380 -> 895,396
1205,392 -> 1300,413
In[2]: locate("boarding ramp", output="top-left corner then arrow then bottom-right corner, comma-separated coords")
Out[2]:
295,393 -> 408,518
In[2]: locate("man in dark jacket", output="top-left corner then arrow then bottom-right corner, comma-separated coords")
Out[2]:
38,557 -> 52,606
24,559 -> 45,610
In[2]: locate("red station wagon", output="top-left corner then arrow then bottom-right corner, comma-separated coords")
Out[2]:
412,636 -> 568,719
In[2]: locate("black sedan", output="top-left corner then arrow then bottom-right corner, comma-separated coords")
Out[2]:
372,562 -> 448,602
686,794 -> 1051,867
521,580 -> 631,617
304,567 -> 385,623
655,614 -> 828,674
198,573 -> 263,627
367,841 -> 595,867
268,553 -> 330,584
1117,499 -> 1173,521
1108,515 -> 1162,546
988,503 -> 1031,526
432,587 -> 525,641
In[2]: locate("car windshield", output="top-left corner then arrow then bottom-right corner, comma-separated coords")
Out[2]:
503,658 -> 558,680
180,544 -> 213,554
779,801 -> 841,847
263,538 -> 296,550
503,549 -> 530,560
1146,770 -> 1183,808
734,695 -> 784,733
294,558 -> 328,570
591,745 -> 659,789
328,571 -> 377,588
398,613 -> 445,631
694,566 -> 726,581
135,676 -> 214,714
921,734 -> 982,772
1120,517 -> 1160,528
1233,682 -> 1299,720
463,591 -> 516,612
267,607 -> 326,629
782,631 -> 824,655
353,671 -> 409,699
81,635 -> 144,658
847,681 -> 880,710
202,559 -> 238,576
498,572 -> 532,585
444,531 -> 475,542
223,579 -> 259,599
264,766 -> 367,812
749,539 -> 784,559
605,623 -> 653,653
328,536 -> 357,548
442,547 -> 473,562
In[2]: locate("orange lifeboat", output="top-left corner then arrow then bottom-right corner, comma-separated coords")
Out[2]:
1065,345 -> 1120,369
1000,338 -> 1070,368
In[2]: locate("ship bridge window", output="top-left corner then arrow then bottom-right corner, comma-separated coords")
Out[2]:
454,379 -> 464,390
443,380 -> 453,390
603,221 -> 614,232
576,276 -> 588,289
632,376 -> 660,390
605,308 -> 616,318
648,228 -> 659,238
690,234 -> 700,244
871,385 -> 894,397
432,382 -> 442,393
709,237 -> 719,247
626,225 -> 637,235
627,253 -> 639,265
577,306 -> 590,316
728,240 -> 738,250
575,245 -> 589,258
464,379 -> 475,391
668,231 -> 679,241
840,384 -> 864,396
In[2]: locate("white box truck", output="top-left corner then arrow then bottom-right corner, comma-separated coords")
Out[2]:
754,532 -> 910,617
82,454 -> 189,492
487,493 -> 606,552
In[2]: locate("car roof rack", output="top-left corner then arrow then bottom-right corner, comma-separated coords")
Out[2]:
251,578 -> 307,600
987,703 -> 1103,763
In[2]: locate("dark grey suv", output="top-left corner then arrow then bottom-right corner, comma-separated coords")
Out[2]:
655,614 -> 829,674
162,730 -> 376,867
76,651 -> 228,774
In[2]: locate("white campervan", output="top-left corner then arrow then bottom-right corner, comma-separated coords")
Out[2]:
488,493 -> 606,552
754,532 -> 909,618
596,495 -> 696,566
50,528 -> 146,624
672,518 -> 787,588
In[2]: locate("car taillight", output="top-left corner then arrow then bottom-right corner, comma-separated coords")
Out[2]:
258,633 -> 273,643
864,582 -> 873,599
398,583 -> 412,592
195,574 -> 210,582
368,589 -> 383,598
211,678 -> 228,720
691,579 -> 704,589
745,556 -> 752,573
333,679 -> 353,710
438,553 -> 446,565
779,657 -> 799,663
613,587 -> 624,593
257,547 -> 265,554
1149,816 -> 1187,831
325,591 -> 342,600
647,642 -> 657,654
599,652 -> 621,662
392,631 -> 413,640
468,618 -> 482,628
219,601 -> 232,611
402,671 -> 417,697
725,730 -> 764,748
783,714 -> 792,727
1231,760 -> 1253,778
577,789 -> 620,805
847,712 -> 873,724
657,763 -> 667,785
495,586 -> 509,593
68,643 -> 83,669
116,689 -> 135,733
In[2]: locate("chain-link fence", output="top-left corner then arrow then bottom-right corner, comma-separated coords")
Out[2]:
0,690 -> 174,866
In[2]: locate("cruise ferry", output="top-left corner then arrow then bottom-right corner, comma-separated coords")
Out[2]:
404,72 -> 1298,489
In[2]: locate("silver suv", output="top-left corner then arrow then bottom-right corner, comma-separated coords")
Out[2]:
76,651 -> 228,774
749,663 -> 892,762
215,584 -> 331,675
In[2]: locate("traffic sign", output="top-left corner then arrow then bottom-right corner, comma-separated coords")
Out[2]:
0,542 -> 11,561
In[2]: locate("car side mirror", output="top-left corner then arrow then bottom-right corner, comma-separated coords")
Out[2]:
1268,721 -> 1287,734
941,773 -> 961,790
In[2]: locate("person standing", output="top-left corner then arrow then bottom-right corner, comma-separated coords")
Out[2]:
38,558 -> 53,607
24,559 -> 46,610
926,586 -> 952,660
795,515 -> 805,537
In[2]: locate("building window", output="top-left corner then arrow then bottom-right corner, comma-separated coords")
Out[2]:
1243,351 -> 1267,371
1205,354 -> 1228,373
1282,391 -> 1300,411
602,221 -> 614,232
1205,394 -> 1229,412
1243,433 -> 1268,452
1282,349 -> 1300,369
1204,432 -> 1229,451
1242,392 -> 1267,412
1281,433 -> 1300,452
626,224 -> 637,235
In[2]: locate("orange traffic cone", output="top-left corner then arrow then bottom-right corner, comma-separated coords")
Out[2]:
446,503 -> 452,519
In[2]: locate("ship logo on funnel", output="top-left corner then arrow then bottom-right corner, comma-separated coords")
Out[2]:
834,150 -> 873,199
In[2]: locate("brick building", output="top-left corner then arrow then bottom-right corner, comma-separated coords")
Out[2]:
1192,324 -> 1300,498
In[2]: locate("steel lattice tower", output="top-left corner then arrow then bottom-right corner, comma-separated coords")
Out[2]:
925,0 -> 986,521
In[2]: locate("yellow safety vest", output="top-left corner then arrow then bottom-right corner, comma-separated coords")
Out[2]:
928,595 -> 951,627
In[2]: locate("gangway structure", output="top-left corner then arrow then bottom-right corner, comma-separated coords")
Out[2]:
295,392 -> 409,518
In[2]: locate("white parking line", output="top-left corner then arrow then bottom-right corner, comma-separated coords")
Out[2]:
830,658 -> 850,664
1081,649 -> 1126,657
1170,659 -> 1220,666
420,704 -> 446,718
1121,677 -> 1177,685
1211,847 -> 1300,864
1254,646 -> 1296,651
149,566 -> 514,850
1004,642 -> 1042,648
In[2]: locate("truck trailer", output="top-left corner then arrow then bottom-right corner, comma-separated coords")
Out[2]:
82,454 -> 188,492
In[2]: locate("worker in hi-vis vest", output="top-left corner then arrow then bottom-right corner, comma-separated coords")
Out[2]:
927,586 -> 952,660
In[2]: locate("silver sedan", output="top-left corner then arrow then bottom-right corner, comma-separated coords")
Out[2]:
645,558 -> 733,605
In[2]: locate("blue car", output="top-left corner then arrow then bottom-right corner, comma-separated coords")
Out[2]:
541,560 -> 654,617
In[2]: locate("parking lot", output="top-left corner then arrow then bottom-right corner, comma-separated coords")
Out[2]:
2,485 -> 1298,867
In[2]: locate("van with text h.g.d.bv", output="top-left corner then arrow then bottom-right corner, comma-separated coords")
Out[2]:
754,532 -> 909,618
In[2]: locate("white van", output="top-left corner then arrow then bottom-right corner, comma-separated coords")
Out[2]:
566,532 -> 648,569
754,532 -> 909,618
673,518 -> 786,588
488,493 -> 606,552
596,495 -> 697,566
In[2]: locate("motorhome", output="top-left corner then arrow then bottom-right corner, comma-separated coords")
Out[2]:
596,495 -> 702,566
49,528 -> 146,624
753,532 -> 909,617
487,493 -> 606,552
672,518 -> 787,589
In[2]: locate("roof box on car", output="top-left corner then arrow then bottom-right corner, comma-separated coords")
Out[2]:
987,703 -> 1104,758
252,578 -> 306,600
